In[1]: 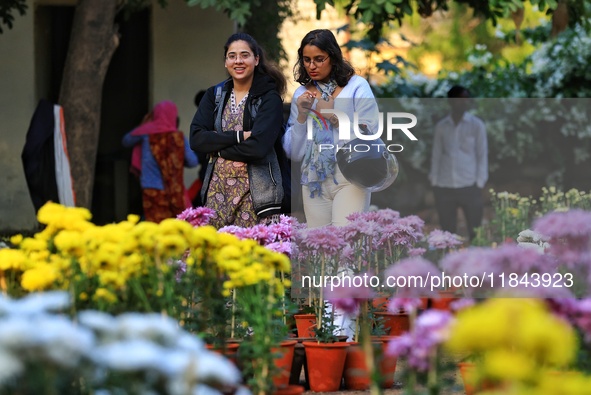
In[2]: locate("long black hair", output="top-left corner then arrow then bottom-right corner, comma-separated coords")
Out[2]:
293,29 -> 355,87
224,32 -> 287,96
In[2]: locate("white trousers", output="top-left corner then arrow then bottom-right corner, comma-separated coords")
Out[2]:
302,166 -> 370,228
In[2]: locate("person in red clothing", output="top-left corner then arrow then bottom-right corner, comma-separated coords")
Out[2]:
122,100 -> 198,223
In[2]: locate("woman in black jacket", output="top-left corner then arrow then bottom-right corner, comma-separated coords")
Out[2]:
190,33 -> 287,228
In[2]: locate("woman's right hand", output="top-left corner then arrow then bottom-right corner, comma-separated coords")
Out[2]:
296,91 -> 316,123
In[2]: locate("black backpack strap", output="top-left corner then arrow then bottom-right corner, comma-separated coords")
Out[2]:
214,80 -> 226,110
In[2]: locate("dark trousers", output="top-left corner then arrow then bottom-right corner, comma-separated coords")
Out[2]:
433,185 -> 483,241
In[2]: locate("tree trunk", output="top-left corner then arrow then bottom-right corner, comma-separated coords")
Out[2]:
58,0 -> 120,209
551,0 -> 569,37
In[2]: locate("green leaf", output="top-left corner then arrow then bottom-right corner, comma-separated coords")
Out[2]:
384,2 -> 396,14
376,60 -> 401,74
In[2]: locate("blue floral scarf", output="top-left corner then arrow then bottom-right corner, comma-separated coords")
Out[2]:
301,113 -> 337,198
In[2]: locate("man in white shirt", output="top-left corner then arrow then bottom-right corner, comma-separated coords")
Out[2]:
429,85 -> 488,241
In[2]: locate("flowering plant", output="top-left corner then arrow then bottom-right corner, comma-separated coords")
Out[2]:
328,276 -> 380,394
0,291 -> 245,395
386,309 -> 455,394
178,207 -> 293,394
217,238 -> 292,395
445,298 -> 591,393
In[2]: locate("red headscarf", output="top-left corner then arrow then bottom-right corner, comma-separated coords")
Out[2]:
130,100 -> 179,174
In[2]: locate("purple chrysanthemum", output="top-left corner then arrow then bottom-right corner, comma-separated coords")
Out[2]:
385,257 -> 441,297
176,206 -> 216,227
386,310 -> 454,371
427,229 -> 463,250
533,209 -> 591,267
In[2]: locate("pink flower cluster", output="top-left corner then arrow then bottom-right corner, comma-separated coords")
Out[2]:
385,257 -> 441,298
386,310 -> 454,371
220,215 -> 297,255
547,298 -> 591,342
344,210 -> 425,251
426,229 -> 463,250
176,206 -> 216,227
439,244 -> 562,297
326,276 -> 376,316
533,209 -> 591,268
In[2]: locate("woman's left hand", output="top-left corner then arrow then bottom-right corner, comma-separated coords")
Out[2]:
315,95 -> 338,126
315,94 -> 334,112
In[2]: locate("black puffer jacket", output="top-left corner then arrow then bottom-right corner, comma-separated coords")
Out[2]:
189,71 -> 284,218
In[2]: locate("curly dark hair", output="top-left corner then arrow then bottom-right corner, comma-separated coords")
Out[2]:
224,32 -> 287,96
293,29 -> 355,87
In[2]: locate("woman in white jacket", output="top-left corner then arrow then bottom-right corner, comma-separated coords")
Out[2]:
283,29 -> 380,228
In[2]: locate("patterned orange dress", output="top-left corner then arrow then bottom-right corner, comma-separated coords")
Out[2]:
205,91 -> 258,228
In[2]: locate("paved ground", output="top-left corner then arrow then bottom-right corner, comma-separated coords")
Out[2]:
296,359 -> 467,394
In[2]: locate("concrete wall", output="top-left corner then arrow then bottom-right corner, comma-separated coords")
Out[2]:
0,2 -> 37,231
152,0 -> 234,134
0,0 -> 233,232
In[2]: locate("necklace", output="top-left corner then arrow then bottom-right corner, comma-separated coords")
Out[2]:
230,89 -> 249,114
313,79 -> 337,101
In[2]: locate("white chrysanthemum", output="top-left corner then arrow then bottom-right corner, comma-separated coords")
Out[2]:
174,332 -> 206,353
115,313 -> 179,343
35,315 -> 95,367
191,352 -> 242,385
0,317 -> 38,348
156,349 -> 192,377
516,229 -> 548,244
233,385 -> 253,395
192,384 -> 224,395
91,339 -> 166,371
78,310 -> 118,335
0,291 -> 70,316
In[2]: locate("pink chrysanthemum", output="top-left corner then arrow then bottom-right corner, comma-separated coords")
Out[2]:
326,275 -> 376,316
533,209 -> 591,267
176,206 -> 216,227
385,257 -> 441,297
386,310 -> 454,371
427,229 -> 463,250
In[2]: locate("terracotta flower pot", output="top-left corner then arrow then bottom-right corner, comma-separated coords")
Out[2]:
374,312 -> 410,336
206,341 -> 240,366
430,290 -> 457,311
371,297 -> 390,311
272,340 -> 297,388
376,336 -> 398,389
303,341 -> 349,392
458,362 -> 498,395
294,314 -> 316,338
343,341 -> 383,390
272,384 -> 305,395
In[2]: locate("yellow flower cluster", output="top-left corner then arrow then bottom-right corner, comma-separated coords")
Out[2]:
446,298 -> 589,393
217,238 -> 291,296
0,203 -> 291,310
538,187 -> 591,216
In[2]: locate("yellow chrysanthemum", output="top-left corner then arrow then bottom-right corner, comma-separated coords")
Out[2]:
53,230 -> 85,256
155,234 -> 189,257
483,349 -> 536,381
126,214 -> 140,224
19,237 -> 49,253
21,263 -> 58,291
9,234 -> 23,246
93,287 -> 118,304
536,371 -> 591,395
98,270 -> 129,289
0,248 -> 27,271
